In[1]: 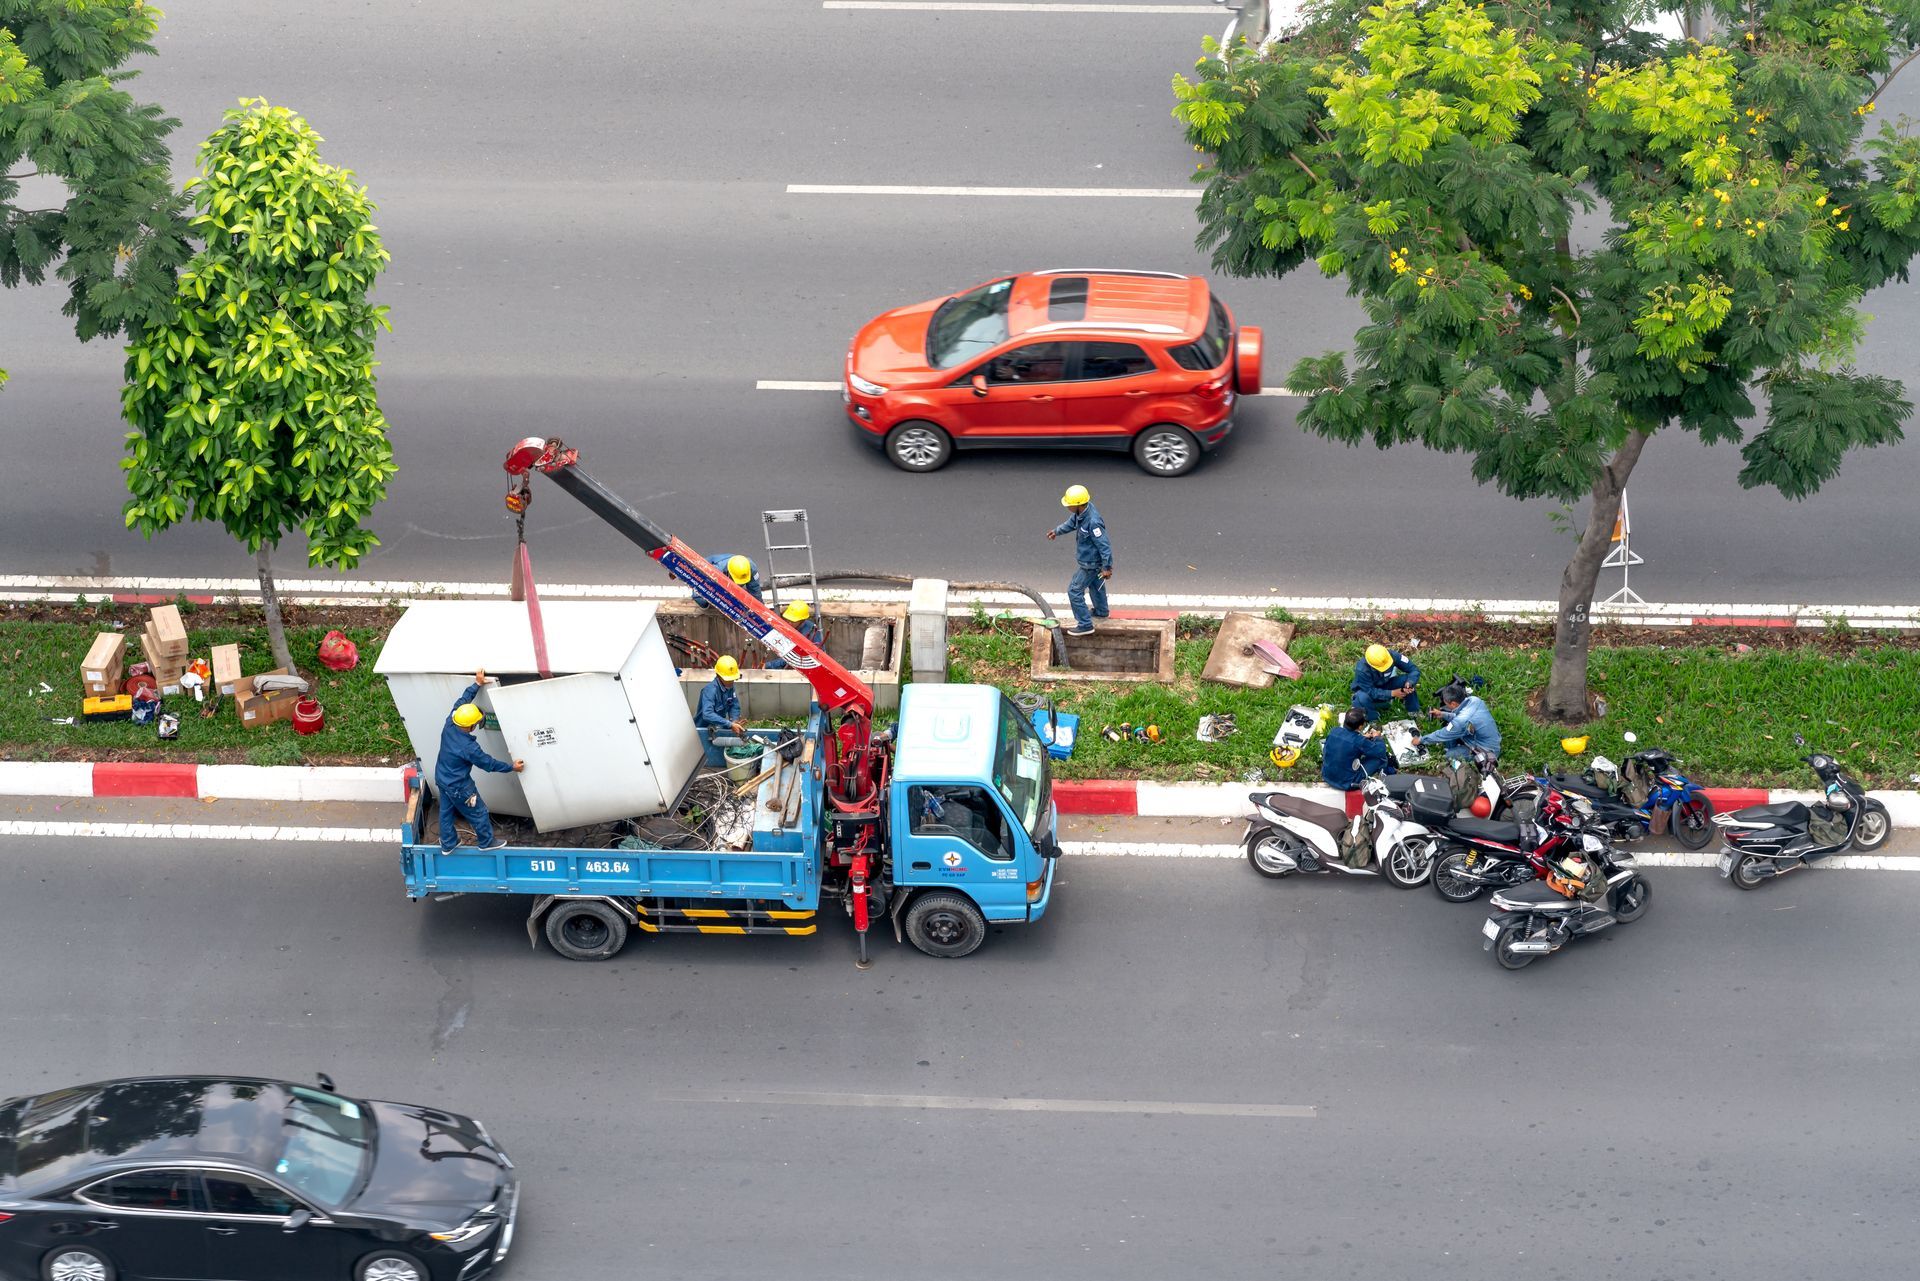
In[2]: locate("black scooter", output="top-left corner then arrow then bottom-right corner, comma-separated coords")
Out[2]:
1481,838 -> 1650,969
1715,737 -> 1892,889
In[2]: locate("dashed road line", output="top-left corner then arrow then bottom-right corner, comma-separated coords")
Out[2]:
662,1088 -> 1315,1118
787,183 -> 1194,198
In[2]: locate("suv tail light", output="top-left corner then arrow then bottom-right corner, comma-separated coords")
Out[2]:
1195,375 -> 1230,400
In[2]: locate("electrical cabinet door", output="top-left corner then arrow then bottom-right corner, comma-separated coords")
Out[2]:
486,673 -> 668,830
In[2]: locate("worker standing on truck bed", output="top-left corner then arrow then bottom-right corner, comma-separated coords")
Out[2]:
438,670 -> 524,852
1046,484 -> 1111,637
696,655 -> 746,767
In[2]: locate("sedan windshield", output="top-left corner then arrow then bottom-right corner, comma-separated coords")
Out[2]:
275,1088 -> 372,1208
993,697 -> 1052,842
926,279 -> 1013,369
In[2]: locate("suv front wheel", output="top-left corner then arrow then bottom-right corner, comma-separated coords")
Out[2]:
1132,424 -> 1199,477
884,421 -> 953,473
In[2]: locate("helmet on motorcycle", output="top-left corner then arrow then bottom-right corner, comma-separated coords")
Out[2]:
1364,644 -> 1393,672
1469,796 -> 1493,818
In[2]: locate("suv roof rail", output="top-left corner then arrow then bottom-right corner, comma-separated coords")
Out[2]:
1031,268 -> 1190,280
1024,320 -> 1185,336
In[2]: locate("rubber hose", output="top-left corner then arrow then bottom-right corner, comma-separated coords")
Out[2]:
772,570 -> 1069,669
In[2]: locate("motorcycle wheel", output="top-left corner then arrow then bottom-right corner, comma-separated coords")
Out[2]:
1729,852 -> 1767,891
1431,851 -> 1485,903
1493,923 -> 1537,970
1611,874 -> 1652,923
1247,833 -> 1302,879
1853,800 -> 1892,852
1382,836 -> 1438,889
1672,796 -> 1715,850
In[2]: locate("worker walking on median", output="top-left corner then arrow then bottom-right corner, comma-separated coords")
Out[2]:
766,600 -> 823,670
437,669 -> 525,853
1351,642 -> 1422,721
696,655 -> 747,767
705,553 -> 764,604
1046,484 -> 1112,637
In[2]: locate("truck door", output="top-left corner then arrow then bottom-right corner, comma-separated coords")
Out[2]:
897,784 -> 1031,920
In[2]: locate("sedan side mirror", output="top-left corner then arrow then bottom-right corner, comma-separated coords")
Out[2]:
283,1209 -> 312,1232
970,375 -> 989,398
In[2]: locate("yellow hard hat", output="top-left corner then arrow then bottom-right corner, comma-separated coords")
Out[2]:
1365,644 -> 1393,672
1061,484 -> 1090,507
452,703 -> 484,729
1561,735 -> 1589,756
783,600 -> 812,623
726,555 -> 753,585
715,655 -> 741,680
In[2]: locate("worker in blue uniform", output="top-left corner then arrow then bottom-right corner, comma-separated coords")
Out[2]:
1351,643 -> 1422,721
1047,483 -> 1112,636
704,553 -> 764,604
696,655 -> 746,767
766,600 -> 824,670
437,669 -> 524,852
1321,708 -> 1393,792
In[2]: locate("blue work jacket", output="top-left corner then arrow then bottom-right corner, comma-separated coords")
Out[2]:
1052,505 -> 1113,570
1424,694 -> 1502,757
706,554 -> 765,603
696,677 -> 742,732
1352,650 -> 1420,702
1321,725 -> 1391,790
435,683 -> 515,792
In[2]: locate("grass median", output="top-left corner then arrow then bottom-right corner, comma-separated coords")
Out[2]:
949,615 -> 1920,789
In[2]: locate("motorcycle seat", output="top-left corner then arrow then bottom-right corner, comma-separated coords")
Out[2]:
1732,801 -> 1808,824
1252,793 -> 1349,833
1545,773 -> 1613,802
1446,816 -> 1525,843
1500,881 -> 1567,907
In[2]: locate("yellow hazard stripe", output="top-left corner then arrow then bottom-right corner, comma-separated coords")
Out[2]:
634,917 -> 660,933
693,924 -> 747,935
781,925 -> 817,936
766,910 -> 815,920
681,909 -> 735,919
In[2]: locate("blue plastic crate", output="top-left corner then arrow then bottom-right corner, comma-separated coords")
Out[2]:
1030,709 -> 1079,760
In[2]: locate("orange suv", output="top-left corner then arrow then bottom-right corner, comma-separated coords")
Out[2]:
844,270 -> 1263,477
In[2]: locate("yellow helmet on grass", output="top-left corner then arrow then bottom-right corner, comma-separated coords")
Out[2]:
1561,735 -> 1589,756
453,704 -> 484,729
715,655 -> 741,681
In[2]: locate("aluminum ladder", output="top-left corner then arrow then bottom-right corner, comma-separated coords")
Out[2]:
761,509 -> 823,622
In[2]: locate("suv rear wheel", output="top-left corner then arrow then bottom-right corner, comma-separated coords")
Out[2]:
884,422 -> 952,473
1132,424 -> 1199,477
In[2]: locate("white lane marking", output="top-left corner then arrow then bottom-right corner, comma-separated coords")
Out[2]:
826,2 -> 1215,12
0,820 -> 397,843
757,379 -> 843,391
660,1088 -> 1314,1118
788,184 -> 1194,198
1064,840 -> 1241,859
1064,842 -> 1920,869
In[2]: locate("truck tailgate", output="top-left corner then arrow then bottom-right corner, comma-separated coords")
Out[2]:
403,842 -> 813,904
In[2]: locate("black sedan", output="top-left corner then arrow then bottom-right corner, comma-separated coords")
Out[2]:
0,1076 -> 517,1281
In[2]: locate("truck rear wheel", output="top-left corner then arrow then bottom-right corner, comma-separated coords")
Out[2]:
904,892 -> 987,959
543,899 -> 629,961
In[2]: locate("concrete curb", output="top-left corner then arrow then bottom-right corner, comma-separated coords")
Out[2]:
0,761 -> 411,804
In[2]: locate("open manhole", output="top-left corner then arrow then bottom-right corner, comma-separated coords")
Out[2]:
1030,618 -> 1176,682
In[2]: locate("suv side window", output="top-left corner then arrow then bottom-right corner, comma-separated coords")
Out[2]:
205,1173 -> 302,1217
981,343 -> 1070,385
1076,341 -> 1156,380
910,785 -> 1014,861
79,1169 -> 202,1213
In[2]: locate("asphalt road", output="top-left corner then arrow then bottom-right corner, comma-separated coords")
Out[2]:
2,1 -> 1917,604
3,822 -> 1918,1280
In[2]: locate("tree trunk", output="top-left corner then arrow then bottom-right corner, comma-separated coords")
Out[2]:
1544,430 -> 1651,722
255,545 -> 297,678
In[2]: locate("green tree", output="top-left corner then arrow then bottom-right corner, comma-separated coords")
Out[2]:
1175,0 -> 1920,719
122,99 -> 395,676
1,1 -> 193,385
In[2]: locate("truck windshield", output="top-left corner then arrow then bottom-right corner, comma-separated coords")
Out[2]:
927,278 -> 1013,368
993,697 -> 1052,842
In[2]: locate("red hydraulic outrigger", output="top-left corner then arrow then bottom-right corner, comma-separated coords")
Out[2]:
502,437 -> 889,959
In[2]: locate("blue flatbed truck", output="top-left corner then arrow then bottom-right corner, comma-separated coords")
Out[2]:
400,437 -> 1061,963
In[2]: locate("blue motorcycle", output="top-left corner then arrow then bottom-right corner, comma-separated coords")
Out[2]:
1535,748 -> 1716,850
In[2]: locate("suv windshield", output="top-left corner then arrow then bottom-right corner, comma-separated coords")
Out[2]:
927,279 -> 1013,368
275,1088 -> 372,1208
993,697 -> 1052,842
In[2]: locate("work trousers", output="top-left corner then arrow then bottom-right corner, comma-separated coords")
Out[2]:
438,784 -> 495,852
1351,688 -> 1422,721
1068,567 -> 1110,629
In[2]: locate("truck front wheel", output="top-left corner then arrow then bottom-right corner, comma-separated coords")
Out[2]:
904,893 -> 987,959
543,900 -> 629,961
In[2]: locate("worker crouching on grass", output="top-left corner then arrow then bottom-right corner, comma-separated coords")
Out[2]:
696,655 -> 746,768
438,669 -> 525,853
766,600 -> 823,670
1047,484 -> 1112,636
1351,643 -> 1421,721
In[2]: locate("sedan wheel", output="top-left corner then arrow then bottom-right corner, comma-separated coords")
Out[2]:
1132,425 -> 1199,477
44,1249 -> 115,1281
358,1253 -> 427,1281
884,421 -> 952,472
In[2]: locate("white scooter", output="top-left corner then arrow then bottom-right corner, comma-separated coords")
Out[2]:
1242,774 -> 1450,888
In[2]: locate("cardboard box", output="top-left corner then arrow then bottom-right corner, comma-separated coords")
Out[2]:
235,668 -> 302,729
83,678 -> 121,698
210,644 -> 242,697
142,625 -> 187,676
82,632 -> 128,684
148,604 -> 190,656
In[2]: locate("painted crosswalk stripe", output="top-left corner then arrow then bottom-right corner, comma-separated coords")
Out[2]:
788,184 -> 1195,198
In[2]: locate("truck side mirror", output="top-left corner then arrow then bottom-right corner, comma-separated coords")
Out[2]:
970,375 -> 989,398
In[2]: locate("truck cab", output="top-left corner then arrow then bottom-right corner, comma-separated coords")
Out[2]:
888,685 -> 1059,954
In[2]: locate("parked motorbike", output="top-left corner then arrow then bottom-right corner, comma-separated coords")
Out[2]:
1481,840 -> 1651,970
1243,775 -> 1448,888
1715,737 -> 1892,888
1427,787 -> 1596,903
1536,746 -> 1715,849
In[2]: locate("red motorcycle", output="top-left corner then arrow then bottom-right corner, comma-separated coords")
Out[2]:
1428,786 -> 1598,903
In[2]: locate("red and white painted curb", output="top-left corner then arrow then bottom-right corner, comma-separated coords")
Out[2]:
0,761 -> 410,804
